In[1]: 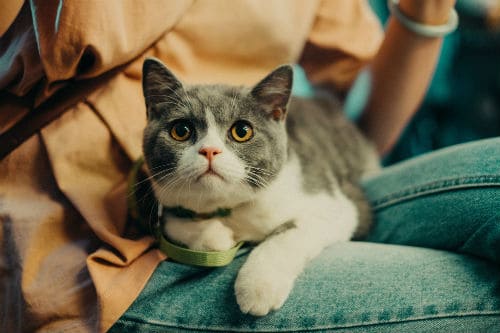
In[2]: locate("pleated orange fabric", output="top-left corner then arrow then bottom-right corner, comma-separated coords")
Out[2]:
0,1 -> 382,331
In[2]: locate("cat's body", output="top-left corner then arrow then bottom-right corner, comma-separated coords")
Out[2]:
142,58 -> 379,316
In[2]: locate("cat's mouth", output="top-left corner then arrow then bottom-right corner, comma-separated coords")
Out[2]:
197,168 -> 224,181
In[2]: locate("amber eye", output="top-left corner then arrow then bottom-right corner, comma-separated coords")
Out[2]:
230,121 -> 253,142
170,121 -> 193,141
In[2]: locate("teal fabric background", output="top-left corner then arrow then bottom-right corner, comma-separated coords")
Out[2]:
367,0 -> 500,165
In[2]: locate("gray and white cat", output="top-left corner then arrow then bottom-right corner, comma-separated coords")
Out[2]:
141,58 -> 379,316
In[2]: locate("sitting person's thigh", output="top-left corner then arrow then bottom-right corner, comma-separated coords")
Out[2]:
363,137 -> 500,264
110,242 -> 500,332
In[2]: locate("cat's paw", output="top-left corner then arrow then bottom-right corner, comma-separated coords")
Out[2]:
191,220 -> 236,251
234,266 -> 294,316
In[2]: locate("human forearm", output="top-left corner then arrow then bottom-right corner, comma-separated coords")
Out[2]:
359,0 -> 456,155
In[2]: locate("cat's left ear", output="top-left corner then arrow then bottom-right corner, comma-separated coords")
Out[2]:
251,65 -> 293,121
142,57 -> 184,113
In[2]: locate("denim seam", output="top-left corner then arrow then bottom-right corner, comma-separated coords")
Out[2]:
371,175 -> 500,211
117,311 -> 500,332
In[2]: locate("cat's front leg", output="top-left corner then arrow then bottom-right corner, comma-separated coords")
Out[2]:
235,193 -> 358,316
164,217 -> 236,251
234,225 -> 309,316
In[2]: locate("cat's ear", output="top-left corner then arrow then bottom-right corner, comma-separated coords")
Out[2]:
251,65 -> 293,121
142,57 -> 183,115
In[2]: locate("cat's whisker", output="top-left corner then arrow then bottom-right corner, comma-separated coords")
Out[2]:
162,85 -> 195,111
157,95 -> 181,105
246,165 -> 274,173
147,163 -> 176,171
155,93 -> 190,112
173,168 -> 203,204
244,164 -> 275,174
246,168 -> 273,177
144,192 -> 160,232
184,93 -> 197,112
246,170 -> 274,179
246,169 -> 272,182
134,166 -> 177,185
241,163 -> 276,178
245,173 -> 268,183
159,173 -> 187,194
185,173 -> 196,207
128,168 -> 177,198
157,169 -> 187,191
175,179 -> 189,208
248,171 -> 271,183
139,172 -> 180,198
195,185 -> 205,211
214,165 -> 272,189
229,91 -> 239,113
244,173 -> 270,188
153,168 -> 178,184
158,167 -> 201,201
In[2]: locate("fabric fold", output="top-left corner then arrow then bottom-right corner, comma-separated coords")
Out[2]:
1,1 -> 382,331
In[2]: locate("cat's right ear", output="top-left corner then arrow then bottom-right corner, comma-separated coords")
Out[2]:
142,57 -> 183,117
251,65 -> 293,121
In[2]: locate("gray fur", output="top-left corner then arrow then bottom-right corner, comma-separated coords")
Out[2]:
286,94 -> 378,236
142,58 -> 378,238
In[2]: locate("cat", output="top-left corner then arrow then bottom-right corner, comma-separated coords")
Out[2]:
141,57 -> 379,316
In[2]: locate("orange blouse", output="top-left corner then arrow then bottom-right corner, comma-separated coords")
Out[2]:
0,1 -> 382,332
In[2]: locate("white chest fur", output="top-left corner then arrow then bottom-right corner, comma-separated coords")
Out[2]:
225,155 -> 358,243
163,154 -> 359,316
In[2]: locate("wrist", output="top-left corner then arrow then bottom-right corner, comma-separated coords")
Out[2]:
388,0 -> 458,38
398,0 -> 456,25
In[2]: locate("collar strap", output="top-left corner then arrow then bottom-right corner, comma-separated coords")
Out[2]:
127,157 -> 243,267
158,232 -> 244,267
157,203 -> 243,267
164,205 -> 231,220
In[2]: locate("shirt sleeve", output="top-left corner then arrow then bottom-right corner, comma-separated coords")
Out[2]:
299,0 -> 383,92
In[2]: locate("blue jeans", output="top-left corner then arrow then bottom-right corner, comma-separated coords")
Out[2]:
110,138 -> 500,332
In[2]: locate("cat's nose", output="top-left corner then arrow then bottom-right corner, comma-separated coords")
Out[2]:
199,147 -> 222,161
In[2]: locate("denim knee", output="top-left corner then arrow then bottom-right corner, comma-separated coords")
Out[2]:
362,138 -> 500,263
110,243 -> 500,332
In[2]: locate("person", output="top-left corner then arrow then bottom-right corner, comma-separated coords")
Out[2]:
0,1 -> 498,332
370,0 -> 500,165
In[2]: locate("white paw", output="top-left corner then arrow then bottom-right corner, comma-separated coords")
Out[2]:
234,266 -> 294,316
191,220 -> 236,251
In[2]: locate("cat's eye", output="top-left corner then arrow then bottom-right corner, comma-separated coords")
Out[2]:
230,121 -> 253,143
170,121 -> 193,141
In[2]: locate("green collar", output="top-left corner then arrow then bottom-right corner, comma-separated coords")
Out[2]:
164,205 -> 231,220
127,157 -> 243,267
158,203 -> 243,266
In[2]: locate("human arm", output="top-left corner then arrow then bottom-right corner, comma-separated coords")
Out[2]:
358,0 -> 456,155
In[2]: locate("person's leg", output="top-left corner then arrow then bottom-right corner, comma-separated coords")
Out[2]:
111,137 -> 500,332
362,137 -> 500,263
110,244 -> 500,332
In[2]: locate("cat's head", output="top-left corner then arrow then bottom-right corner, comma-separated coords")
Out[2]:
142,58 -> 293,212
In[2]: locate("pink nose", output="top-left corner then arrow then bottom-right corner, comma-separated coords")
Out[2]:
199,147 -> 222,161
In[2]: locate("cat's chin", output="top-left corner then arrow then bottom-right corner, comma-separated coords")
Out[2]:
152,177 -> 254,212
196,170 -> 225,183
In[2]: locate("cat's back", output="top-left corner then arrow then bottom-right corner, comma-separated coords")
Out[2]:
286,94 -> 378,237
286,94 -> 379,186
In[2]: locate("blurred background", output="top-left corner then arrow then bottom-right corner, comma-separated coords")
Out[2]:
292,0 -> 500,165
370,0 -> 500,165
